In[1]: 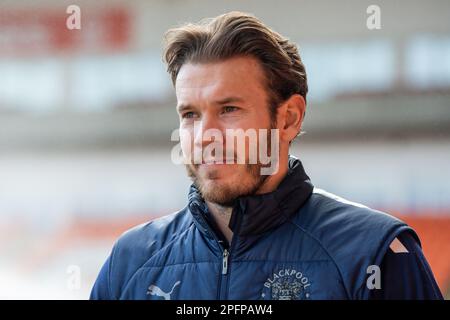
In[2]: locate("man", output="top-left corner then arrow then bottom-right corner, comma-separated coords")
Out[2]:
90,12 -> 443,300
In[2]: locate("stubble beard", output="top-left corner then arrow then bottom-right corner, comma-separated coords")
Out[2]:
186,162 -> 269,207
186,125 -> 275,207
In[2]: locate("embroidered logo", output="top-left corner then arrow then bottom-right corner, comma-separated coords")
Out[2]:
146,281 -> 181,300
261,268 -> 311,300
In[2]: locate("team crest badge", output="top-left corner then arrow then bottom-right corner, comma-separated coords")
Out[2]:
261,268 -> 311,300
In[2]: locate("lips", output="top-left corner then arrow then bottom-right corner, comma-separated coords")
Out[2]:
201,158 -> 236,165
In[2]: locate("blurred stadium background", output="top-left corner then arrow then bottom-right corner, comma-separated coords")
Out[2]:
0,0 -> 449,299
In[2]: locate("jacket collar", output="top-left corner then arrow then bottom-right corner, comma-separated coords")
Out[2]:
188,155 -> 314,239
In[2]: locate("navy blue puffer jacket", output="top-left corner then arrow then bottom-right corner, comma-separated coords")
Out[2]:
90,156 -> 431,300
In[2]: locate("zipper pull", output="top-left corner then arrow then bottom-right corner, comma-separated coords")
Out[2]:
222,249 -> 229,275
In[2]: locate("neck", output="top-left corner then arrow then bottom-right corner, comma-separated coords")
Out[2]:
206,201 -> 234,243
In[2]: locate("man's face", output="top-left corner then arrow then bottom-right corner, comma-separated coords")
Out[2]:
175,56 -> 275,206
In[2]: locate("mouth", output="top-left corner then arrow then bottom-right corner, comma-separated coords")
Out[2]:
200,158 -> 236,165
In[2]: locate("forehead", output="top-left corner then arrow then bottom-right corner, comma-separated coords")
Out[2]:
175,56 -> 267,103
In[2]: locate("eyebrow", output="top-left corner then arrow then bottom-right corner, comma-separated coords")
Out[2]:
176,96 -> 245,113
215,96 -> 245,105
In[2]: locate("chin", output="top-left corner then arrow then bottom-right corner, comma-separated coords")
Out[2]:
199,179 -> 238,204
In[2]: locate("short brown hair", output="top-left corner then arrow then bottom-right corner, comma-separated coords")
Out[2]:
163,11 -> 308,119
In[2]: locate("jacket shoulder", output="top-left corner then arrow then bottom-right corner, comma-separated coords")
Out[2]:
109,207 -> 193,298
293,188 -> 418,299
116,207 -> 192,253
298,188 -> 413,239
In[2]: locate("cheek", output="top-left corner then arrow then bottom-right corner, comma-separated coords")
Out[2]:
179,129 -> 193,158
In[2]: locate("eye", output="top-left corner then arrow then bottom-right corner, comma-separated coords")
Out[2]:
182,111 -> 197,119
222,106 -> 239,114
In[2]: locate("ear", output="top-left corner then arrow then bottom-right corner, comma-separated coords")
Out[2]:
277,94 -> 306,143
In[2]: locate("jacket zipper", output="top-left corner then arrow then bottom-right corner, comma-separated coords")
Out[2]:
218,246 -> 231,299
203,224 -> 230,299
216,244 -> 229,299
192,201 -> 241,299
217,208 -> 242,299
222,248 -> 229,275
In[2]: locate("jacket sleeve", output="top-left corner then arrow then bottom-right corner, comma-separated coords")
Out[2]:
90,254 -> 114,300
368,231 -> 443,300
